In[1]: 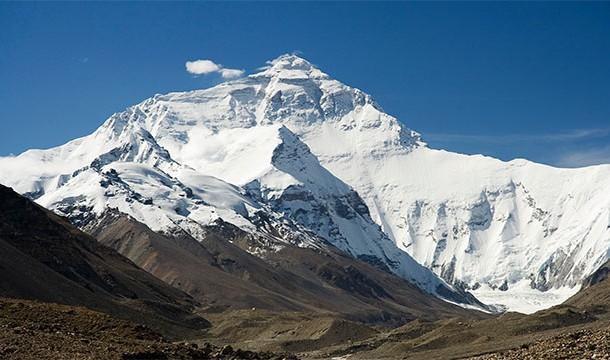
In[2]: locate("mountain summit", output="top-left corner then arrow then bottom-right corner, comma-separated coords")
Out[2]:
2,55 -> 610,312
253,54 -> 330,79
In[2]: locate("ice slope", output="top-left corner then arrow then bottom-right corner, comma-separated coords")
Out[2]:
0,118 -> 318,254
0,114 -> 462,302
241,125 -> 454,294
2,54 -> 609,311
254,56 -> 610,312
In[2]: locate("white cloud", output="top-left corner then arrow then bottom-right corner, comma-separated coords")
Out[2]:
185,59 -> 221,75
219,68 -> 245,79
185,59 -> 244,79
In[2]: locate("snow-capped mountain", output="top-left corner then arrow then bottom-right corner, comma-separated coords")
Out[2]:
0,55 -> 471,306
2,54 -> 609,313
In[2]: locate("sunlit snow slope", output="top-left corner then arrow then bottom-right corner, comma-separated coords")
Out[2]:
2,54 -> 609,312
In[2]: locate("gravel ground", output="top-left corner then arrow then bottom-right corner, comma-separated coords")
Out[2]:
470,327 -> 610,360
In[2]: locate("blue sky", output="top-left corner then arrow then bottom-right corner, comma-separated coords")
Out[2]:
1,2 -> 609,167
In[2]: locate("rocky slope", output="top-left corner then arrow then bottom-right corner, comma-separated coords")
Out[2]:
0,184 -> 485,359
87,210 -> 485,325
0,185 -> 208,337
303,259 -> 610,359
471,328 -> 610,360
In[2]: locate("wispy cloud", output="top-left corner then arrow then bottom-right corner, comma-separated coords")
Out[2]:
185,59 -> 244,79
556,145 -> 610,168
426,128 -> 610,145
426,127 -> 610,168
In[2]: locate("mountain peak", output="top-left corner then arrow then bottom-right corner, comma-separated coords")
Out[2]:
253,54 -> 328,80
269,54 -> 315,69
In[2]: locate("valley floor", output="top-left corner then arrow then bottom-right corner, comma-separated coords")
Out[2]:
195,306 -> 610,360
3,296 -> 610,360
0,298 -> 296,360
